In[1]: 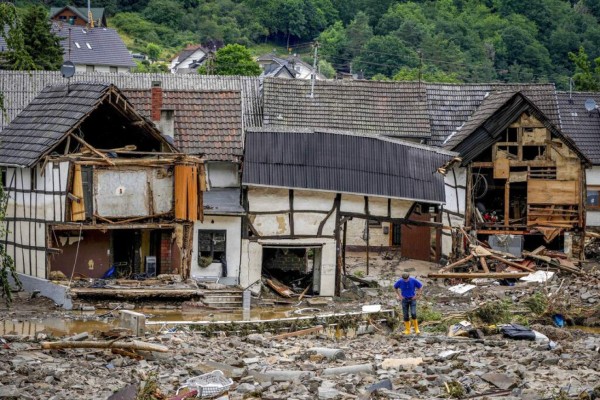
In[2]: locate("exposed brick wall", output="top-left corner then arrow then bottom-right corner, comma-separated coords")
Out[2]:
160,232 -> 172,273
263,248 -> 306,272
151,85 -> 163,121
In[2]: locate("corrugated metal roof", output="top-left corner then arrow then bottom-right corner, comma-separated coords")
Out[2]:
204,188 -> 244,214
263,78 -> 431,139
52,24 -> 136,68
123,89 -> 243,161
243,128 -> 452,203
556,92 -> 600,165
426,83 -> 559,146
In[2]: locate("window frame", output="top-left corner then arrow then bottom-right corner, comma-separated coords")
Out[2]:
197,229 -> 227,264
587,186 -> 600,210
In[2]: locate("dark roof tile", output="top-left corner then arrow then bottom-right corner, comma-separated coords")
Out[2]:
556,92 -> 600,165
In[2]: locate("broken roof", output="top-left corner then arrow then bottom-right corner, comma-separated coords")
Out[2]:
123,89 -> 244,161
263,78 -> 430,139
556,92 -> 600,165
442,91 -> 589,165
243,127 -> 454,203
0,82 -> 171,167
52,24 -> 136,68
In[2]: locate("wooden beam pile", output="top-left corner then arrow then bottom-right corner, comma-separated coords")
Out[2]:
429,244 -> 584,280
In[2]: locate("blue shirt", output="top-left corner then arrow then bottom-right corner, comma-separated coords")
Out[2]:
394,277 -> 423,298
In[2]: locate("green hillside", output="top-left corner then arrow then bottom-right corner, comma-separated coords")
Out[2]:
12,0 -> 600,88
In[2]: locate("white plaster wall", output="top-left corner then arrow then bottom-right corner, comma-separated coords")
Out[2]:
345,218 -> 391,247
293,190 -> 336,211
152,168 -> 174,214
207,162 -> 239,188
4,163 -> 69,278
340,193 -> 365,214
248,187 -> 290,212
441,165 -> 467,256
251,214 -> 291,236
190,216 -> 241,283
95,170 -> 149,217
294,212 -> 333,236
239,238 -> 336,296
587,167 -> 600,227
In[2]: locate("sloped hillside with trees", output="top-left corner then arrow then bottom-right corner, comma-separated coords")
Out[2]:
8,0 -> 600,88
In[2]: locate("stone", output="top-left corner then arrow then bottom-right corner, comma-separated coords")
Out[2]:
235,383 -> 256,394
322,364 -> 374,376
306,348 -> 345,361
381,357 -> 423,370
365,378 -> 392,393
0,385 -> 19,399
106,384 -> 138,400
480,373 -> 518,390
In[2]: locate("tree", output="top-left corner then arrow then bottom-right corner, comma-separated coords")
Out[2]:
0,3 -> 35,71
392,66 -> 460,83
146,43 -> 162,63
318,21 -> 348,71
318,59 -> 335,78
568,46 -> 600,91
345,11 -> 372,59
0,182 -> 20,306
353,35 -> 419,78
199,44 -> 260,76
21,6 -> 63,71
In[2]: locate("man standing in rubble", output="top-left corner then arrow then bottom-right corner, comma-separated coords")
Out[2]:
394,272 -> 423,334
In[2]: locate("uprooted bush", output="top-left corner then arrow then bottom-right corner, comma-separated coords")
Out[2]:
469,299 -> 512,324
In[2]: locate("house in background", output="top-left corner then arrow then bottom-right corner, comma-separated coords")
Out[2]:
257,53 -> 325,80
241,128 -> 453,296
0,82 -> 205,307
52,24 -> 136,73
50,6 -> 107,28
443,91 -> 590,258
169,44 -> 211,74
123,82 -> 245,285
556,92 -> 600,229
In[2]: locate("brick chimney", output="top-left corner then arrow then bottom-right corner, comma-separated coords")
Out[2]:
151,81 -> 162,122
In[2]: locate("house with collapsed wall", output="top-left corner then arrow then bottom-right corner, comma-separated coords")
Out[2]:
240,128 -> 455,296
556,92 -> 600,230
441,91 -> 590,258
0,82 -> 205,306
122,82 -> 245,285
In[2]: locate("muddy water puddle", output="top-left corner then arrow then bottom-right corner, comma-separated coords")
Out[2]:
0,307 -> 296,336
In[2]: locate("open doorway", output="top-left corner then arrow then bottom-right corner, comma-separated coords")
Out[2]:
262,246 -> 322,295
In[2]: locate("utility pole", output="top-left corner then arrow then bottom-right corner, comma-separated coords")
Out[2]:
310,42 -> 318,98
418,50 -> 423,87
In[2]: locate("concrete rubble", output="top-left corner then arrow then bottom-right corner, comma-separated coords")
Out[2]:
0,256 -> 598,399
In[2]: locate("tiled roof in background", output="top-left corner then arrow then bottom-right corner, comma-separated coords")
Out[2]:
124,89 -> 243,161
52,25 -> 136,68
0,83 -> 110,167
442,91 -> 517,149
426,83 -> 559,146
263,78 -> 431,139
556,92 -> 600,165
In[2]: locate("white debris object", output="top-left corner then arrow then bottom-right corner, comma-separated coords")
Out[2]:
448,283 -> 476,294
520,271 -> 555,283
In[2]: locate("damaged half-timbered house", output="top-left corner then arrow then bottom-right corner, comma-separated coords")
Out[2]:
240,128 -> 455,296
123,82 -> 245,285
0,83 -> 205,305
442,91 -> 591,258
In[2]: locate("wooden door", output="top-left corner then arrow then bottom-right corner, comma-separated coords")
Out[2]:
400,213 -> 432,261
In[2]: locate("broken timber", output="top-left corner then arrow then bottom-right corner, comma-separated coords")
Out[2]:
41,339 -> 168,352
428,272 -> 530,279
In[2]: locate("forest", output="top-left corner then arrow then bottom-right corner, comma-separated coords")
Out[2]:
10,0 -> 600,88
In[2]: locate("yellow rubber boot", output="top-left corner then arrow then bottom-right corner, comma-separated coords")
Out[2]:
403,321 -> 411,335
412,319 -> 420,334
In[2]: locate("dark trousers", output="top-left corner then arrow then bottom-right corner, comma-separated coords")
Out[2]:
401,298 -> 417,321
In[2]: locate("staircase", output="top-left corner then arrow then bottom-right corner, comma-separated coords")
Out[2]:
199,288 -> 244,309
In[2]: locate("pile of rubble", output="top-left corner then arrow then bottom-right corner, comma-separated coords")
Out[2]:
1,323 -> 598,400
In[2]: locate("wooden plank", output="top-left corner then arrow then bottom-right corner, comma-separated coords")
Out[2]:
504,180 -> 510,227
488,254 -> 535,272
428,272 -> 530,279
479,256 -> 489,273
174,165 -> 188,220
493,157 -> 510,179
272,325 -> 323,340
70,164 -> 86,221
266,279 -> 295,298
527,179 -> 578,205
439,254 -> 475,273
